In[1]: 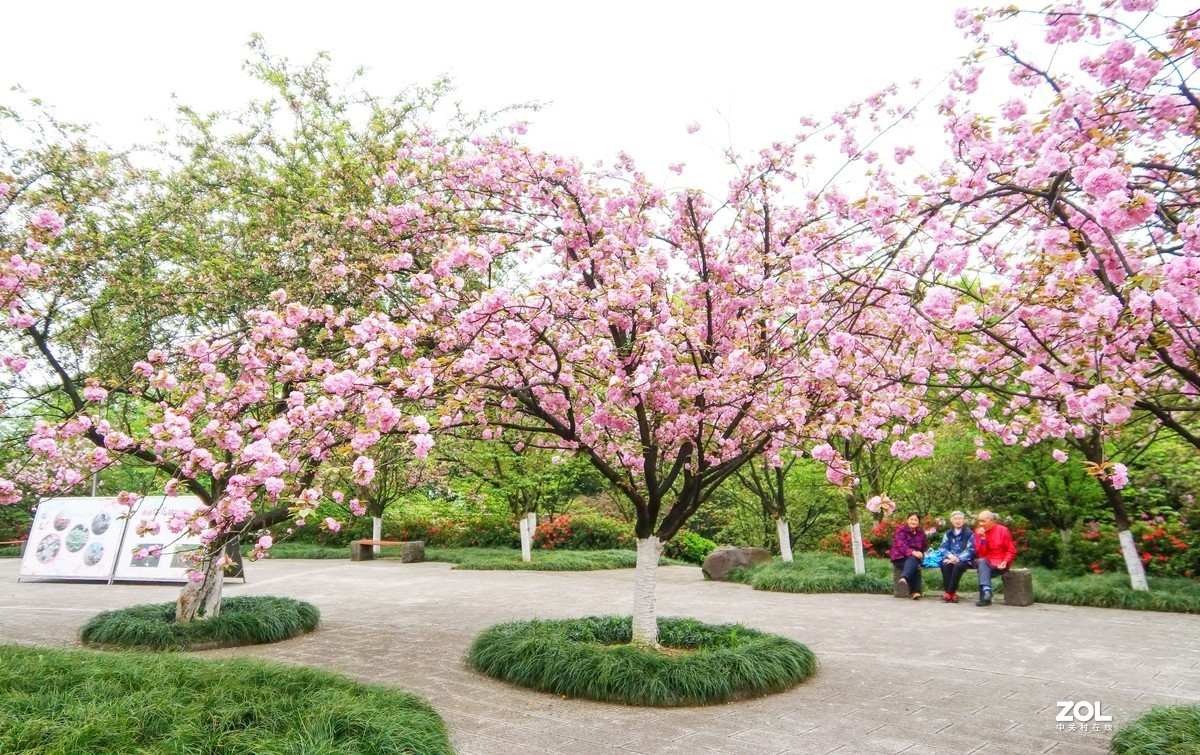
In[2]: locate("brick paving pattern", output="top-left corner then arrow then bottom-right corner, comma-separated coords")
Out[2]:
2,558 -> 1197,754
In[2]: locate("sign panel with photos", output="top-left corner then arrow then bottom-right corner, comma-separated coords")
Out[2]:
112,495 -> 209,583
19,497 -> 130,580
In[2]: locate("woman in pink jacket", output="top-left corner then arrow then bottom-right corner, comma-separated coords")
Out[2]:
890,512 -> 928,600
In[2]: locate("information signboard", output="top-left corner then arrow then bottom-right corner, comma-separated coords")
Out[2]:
19,497 -> 130,581
112,495 -> 209,583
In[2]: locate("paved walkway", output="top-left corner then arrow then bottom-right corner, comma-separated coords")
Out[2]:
2,558 -> 1197,754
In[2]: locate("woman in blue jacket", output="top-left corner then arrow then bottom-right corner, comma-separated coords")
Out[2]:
938,510 -> 976,603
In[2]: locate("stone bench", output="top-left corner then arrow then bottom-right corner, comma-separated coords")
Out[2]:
891,562 -> 1033,605
349,539 -> 425,563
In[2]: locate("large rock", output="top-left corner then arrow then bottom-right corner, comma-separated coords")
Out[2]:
702,546 -> 772,581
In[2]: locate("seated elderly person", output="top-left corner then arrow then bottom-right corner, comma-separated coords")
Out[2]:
937,510 -> 975,603
973,510 -> 1017,607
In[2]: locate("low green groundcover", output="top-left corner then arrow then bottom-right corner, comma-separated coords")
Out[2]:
0,644 -> 452,754
730,553 -> 1200,614
429,547 -> 687,571
80,595 -> 320,650
468,615 -> 817,706
1111,704 -> 1200,755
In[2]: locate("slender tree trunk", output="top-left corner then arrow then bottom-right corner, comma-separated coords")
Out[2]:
176,555 -> 225,622
847,493 -> 866,575
519,518 -> 532,562
372,516 -> 382,556
776,517 -> 793,563
631,536 -> 663,648
1078,436 -> 1148,592
1098,479 -> 1149,591
1059,528 -> 1072,547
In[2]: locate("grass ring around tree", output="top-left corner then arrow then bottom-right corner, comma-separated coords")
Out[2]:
467,615 -> 817,706
79,595 -> 320,651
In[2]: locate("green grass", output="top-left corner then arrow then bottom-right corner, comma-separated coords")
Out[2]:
243,541 -> 352,559
729,553 -> 1200,614
1111,704 -> 1200,754
243,543 -> 688,570
0,545 -> 21,558
0,643 -> 453,754
79,595 -> 320,650
427,547 -> 688,571
468,615 -> 818,706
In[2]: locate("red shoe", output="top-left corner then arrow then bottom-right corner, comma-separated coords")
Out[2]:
941,592 -> 952,602
949,593 -> 959,603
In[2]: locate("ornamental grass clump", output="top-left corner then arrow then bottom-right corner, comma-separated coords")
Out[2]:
468,615 -> 817,706
80,595 -> 319,650
0,644 -> 453,754
1110,704 -> 1200,755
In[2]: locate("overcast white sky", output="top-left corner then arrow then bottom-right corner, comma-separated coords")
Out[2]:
5,1 -> 976,187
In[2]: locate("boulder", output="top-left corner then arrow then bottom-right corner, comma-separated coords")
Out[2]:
702,546 -> 772,581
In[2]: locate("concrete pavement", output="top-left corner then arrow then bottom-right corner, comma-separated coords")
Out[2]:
1,557 -> 1197,754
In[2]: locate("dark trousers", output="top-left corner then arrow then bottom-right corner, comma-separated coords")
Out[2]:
940,560 -> 971,593
977,558 -> 1008,590
892,556 -> 922,593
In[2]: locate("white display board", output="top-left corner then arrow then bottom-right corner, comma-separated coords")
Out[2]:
20,497 -> 130,581
112,495 -> 208,583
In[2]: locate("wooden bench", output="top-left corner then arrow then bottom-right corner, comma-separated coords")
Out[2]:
349,539 -> 425,563
892,562 -> 1033,605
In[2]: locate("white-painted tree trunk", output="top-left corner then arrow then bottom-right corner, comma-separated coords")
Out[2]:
631,536 -> 663,648
1118,529 -> 1150,591
526,511 -> 537,535
850,522 -> 866,575
372,516 -> 382,556
519,518 -> 532,562
176,557 -> 225,622
776,518 -> 793,563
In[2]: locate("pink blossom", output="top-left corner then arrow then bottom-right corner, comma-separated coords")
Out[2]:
352,455 -> 376,485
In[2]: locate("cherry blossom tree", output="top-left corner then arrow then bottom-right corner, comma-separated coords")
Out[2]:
362,131 -> 898,646
875,0 -> 1199,589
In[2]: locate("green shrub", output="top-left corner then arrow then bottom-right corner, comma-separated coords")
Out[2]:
1063,518 -> 1198,579
453,513 -> 522,548
533,513 -> 634,550
1111,704 -> 1200,755
663,532 -> 718,564
468,615 -> 817,706
0,644 -> 453,754
79,595 -> 320,650
0,503 -> 32,543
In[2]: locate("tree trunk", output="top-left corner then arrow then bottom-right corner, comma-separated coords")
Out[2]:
519,518 -> 532,562
776,518 -> 793,563
176,555 -> 225,623
372,516 -> 382,556
847,494 -> 866,575
1059,528 -> 1072,547
1118,529 -> 1149,592
1096,476 -> 1149,592
631,536 -> 663,648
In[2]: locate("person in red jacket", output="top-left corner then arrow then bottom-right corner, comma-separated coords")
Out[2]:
973,510 -> 1017,607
